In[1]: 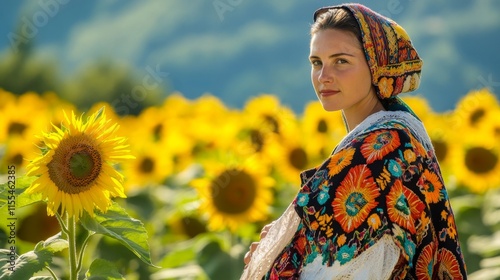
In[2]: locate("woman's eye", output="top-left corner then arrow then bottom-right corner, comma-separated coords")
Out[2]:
336,59 -> 348,64
311,60 -> 322,67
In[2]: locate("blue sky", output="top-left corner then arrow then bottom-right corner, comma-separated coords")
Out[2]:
2,0 -> 500,113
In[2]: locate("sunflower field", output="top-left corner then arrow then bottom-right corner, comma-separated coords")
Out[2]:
1,88 -> 500,279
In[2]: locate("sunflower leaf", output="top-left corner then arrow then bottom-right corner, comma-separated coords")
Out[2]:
34,232 -> 68,253
0,175 -> 41,210
80,201 -> 156,267
84,258 -> 125,280
196,239 -> 245,280
0,235 -> 67,279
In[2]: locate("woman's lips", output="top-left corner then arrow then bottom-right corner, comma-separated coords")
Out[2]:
320,90 -> 340,97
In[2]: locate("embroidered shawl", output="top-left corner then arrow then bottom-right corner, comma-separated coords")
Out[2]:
240,110 -> 467,280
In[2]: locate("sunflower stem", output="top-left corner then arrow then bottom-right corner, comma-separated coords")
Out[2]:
55,212 -> 69,234
76,232 -> 94,273
67,215 -> 78,280
45,265 -> 59,280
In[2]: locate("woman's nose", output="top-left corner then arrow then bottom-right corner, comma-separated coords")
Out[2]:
318,66 -> 333,84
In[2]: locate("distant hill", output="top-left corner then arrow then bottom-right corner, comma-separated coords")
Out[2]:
1,0 -> 499,113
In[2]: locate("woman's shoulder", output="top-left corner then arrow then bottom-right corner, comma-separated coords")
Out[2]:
362,110 -> 423,134
338,110 -> 432,152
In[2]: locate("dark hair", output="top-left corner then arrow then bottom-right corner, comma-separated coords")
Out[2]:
310,8 -> 363,46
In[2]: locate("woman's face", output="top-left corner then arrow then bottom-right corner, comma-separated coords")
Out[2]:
309,28 -> 375,112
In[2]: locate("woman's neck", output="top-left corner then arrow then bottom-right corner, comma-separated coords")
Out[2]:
343,96 -> 385,132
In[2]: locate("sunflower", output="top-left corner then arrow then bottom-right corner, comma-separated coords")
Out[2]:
452,88 -> 499,132
185,94 -> 243,153
265,121 -> 316,184
119,97 -> 198,172
168,213 -> 207,239
233,97 -> 300,176
450,132 -> 500,193
0,92 -> 50,143
125,105 -> 170,143
474,106 -> 500,153
301,101 -> 346,159
421,112 -> 456,177
233,115 -> 277,173
121,141 -> 173,192
243,94 -> 296,136
0,137 -> 39,172
191,157 -> 274,231
25,108 -> 134,219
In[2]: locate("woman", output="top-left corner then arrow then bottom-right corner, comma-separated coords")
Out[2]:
241,3 -> 467,279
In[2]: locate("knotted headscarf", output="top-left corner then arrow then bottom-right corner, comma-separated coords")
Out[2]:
314,3 -> 423,100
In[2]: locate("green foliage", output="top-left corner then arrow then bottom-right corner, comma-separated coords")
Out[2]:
449,188 -> 500,280
80,201 -> 155,267
0,176 -> 39,210
197,239 -> 244,280
0,32 -> 168,116
0,233 -> 67,279
0,37 -> 62,96
85,259 -> 125,280
63,60 -> 165,115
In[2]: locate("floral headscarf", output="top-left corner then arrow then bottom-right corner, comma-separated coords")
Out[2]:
314,3 -> 423,100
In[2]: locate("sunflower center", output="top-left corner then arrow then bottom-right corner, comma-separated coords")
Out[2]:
211,169 -> 256,214
139,157 -> 155,173
432,140 -> 448,162
181,216 -> 207,238
153,124 -> 163,141
317,119 -> 328,133
8,122 -> 27,136
469,109 -> 485,126
70,153 -> 94,178
250,129 -> 264,152
10,153 -> 24,166
289,147 -> 308,170
465,147 -> 498,174
264,115 -> 280,134
48,136 -> 102,194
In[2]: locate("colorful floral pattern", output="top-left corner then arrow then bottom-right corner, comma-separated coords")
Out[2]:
263,119 -> 467,279
386,179 -> 425,235
360,129 -> 400,163
314,4 -> 423,99
437,248 -> 464,280
327,147 -> 355,177
333,164 -> 380,233
416,242 -> 437,280
418,169 -> 444,204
